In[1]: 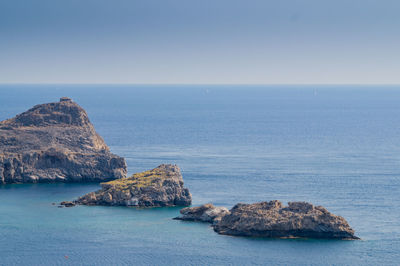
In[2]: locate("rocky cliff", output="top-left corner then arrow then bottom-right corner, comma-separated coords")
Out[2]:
0,97 -> 127,184
76,164 -> 192,207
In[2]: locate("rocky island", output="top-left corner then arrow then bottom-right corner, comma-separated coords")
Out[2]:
0,97 -> 127,184
75,164 -> 192,207
176,201 -> 359,239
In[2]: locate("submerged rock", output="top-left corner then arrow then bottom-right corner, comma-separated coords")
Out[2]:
76,164 -> 192,207
174,204 -> 230,223
213,201 -> 359,239
0,97 -> 127,184
60,201 -> 76,207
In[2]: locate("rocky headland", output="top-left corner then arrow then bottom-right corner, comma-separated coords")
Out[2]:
0,97 -> 127,184
75,164 -> 192,207
175,201 -> 359,240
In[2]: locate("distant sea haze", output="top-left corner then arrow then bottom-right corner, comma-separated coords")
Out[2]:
0,85 -> 399,265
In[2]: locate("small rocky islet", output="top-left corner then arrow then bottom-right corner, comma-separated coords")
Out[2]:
75,164 -> 192,207
1,98 -> 358,239
174,203 -> 230,223
176,201 -> 359,240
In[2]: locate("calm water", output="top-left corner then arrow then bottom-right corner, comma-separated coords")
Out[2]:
0,85 -> 399,265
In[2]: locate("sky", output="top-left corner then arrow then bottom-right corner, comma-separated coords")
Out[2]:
0,0 -> 399,84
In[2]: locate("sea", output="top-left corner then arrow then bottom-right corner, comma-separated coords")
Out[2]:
0,84 -> 399,265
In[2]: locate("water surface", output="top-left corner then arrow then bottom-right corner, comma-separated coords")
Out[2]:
0,85 -> 399,265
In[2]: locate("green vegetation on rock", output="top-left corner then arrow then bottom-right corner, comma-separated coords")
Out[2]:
75,164 -> 192,207
103,168 -> 169,189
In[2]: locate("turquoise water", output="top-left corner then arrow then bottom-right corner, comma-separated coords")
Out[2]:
0,85 -> 400,265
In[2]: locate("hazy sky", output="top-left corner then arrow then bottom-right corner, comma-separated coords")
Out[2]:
1,0 -> 399,84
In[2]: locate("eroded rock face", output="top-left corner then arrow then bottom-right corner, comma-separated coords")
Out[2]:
76,164 -> 192,207
0,97 -> 127,184
174,204 -> 230,223
213,201 -> 359,239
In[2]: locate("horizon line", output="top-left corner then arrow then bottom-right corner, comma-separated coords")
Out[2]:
1,83 -> 400,86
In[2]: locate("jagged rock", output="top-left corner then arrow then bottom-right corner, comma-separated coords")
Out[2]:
213,201 -> 359,239
75,164 -> 192,207
0,97 -> 127,184
174,204 -> 230,223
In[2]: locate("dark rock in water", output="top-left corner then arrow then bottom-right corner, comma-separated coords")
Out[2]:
174,203 -> 229,223
213,201 -> 359,239
0,97 -> 127,184
75,164 -> 192,207
60,201 -> 76,207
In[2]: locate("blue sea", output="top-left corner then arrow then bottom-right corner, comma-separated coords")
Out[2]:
0,85 -> 399,265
